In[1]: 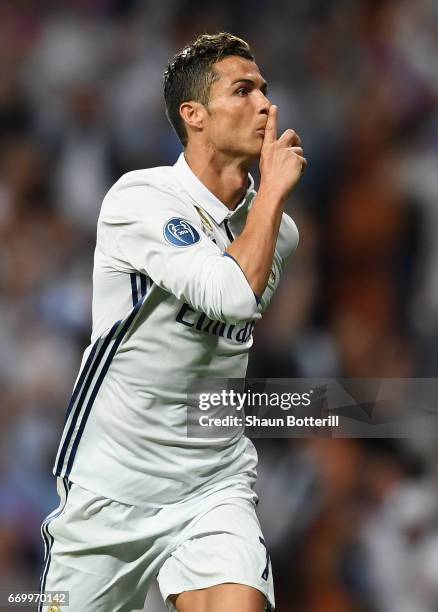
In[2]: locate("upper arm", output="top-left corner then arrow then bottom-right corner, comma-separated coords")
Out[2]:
99,181 -> 259,324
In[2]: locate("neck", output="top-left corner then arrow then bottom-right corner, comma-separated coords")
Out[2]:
184,145 -> 250,210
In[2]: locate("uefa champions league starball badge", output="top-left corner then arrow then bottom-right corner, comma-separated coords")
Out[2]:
163,217 -> 201,247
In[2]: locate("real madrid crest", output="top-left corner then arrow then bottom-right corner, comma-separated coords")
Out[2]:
195,207 -> 216,242
268,267 -> 276,289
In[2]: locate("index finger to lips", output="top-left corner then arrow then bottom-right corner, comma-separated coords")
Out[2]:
262,104 -> 278,144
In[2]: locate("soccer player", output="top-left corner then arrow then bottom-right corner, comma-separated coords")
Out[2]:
39,32 -> 306,612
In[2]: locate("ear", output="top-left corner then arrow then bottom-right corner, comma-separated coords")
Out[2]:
179,101 -> 206,133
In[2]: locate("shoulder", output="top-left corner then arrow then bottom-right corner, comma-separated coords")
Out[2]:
101,165 -> 194,220
110,165 -> 179,198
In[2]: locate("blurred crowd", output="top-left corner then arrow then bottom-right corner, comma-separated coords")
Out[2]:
0,0 -> 437,610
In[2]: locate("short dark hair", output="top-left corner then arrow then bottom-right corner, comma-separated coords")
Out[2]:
163,32 -> 254,146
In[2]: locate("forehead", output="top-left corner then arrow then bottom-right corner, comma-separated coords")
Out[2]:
211,56 -> 265,88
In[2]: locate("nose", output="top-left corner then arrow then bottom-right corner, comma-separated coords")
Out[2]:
258,91 -> 270,116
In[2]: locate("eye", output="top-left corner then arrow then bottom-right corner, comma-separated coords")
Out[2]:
236,87 -> 249,96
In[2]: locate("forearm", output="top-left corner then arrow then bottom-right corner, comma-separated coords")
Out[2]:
226,185 -> 285,297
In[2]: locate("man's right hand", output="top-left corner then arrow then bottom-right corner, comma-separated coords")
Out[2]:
226,104 -> 305,298
259,105 -> 306,202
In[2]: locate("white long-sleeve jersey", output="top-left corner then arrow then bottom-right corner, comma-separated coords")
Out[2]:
53,153 -> 299,505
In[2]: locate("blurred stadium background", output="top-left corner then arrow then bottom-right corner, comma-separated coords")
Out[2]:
1,0 -> 438,610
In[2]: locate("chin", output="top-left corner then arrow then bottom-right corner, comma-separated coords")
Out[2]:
234,151 -> 259,167
239,139 -> 263,159
246,144 -> 263,161
223,141 -> 262,163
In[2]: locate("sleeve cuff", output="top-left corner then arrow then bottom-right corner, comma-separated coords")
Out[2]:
223,252 -> 260,305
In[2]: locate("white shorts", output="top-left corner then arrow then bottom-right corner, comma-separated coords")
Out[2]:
39,477 -> 275,611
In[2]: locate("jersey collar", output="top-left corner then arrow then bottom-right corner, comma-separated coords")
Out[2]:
173,152 -> 255,225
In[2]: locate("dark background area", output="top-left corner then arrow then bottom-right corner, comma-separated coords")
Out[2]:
0,1 -> 437,610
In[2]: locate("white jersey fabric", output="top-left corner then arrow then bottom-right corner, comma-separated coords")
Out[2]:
53,153 -> 299,506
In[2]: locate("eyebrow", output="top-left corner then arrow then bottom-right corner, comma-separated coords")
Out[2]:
231,78 -> 269,94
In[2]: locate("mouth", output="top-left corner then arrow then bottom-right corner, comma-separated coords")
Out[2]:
256,128 -> 265,136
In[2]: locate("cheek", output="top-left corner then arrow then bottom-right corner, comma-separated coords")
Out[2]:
209,114 -> 238,140
206,102 -> 251,143
209,99 -> 246,124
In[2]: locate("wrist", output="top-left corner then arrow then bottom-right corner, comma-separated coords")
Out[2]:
256,182 -> 287,208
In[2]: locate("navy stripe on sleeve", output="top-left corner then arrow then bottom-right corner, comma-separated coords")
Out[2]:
140,273 -> 147,298
130,273 -> 139,306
